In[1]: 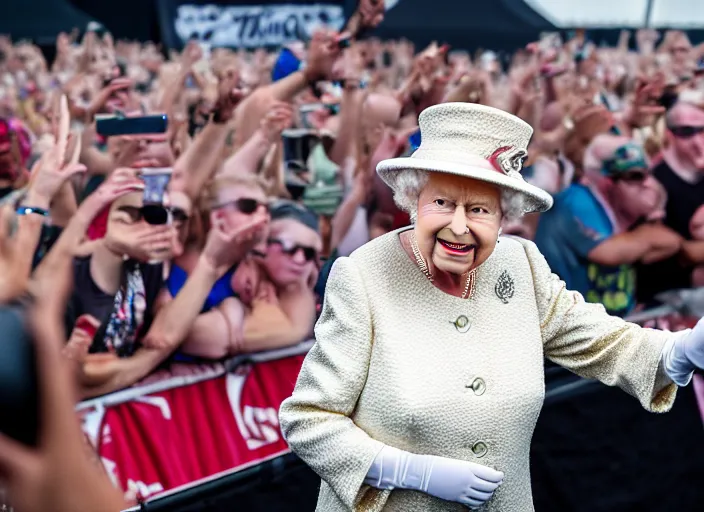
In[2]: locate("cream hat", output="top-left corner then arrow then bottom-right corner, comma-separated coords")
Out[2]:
376,103 -> 554,214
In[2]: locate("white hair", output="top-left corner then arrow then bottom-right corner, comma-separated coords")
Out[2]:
388,169 -> 526,223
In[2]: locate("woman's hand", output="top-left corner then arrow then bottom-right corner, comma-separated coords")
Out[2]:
201,214 -> 268,276
364,445 -> 503,509
26,95 -> 86,208
663,318 -> 704,386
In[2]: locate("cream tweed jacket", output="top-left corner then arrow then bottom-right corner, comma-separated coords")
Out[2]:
279,229 -> 677,512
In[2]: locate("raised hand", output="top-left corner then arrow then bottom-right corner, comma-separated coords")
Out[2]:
260,101 -> 294,142
80,167 -> 144,221
202,214 -> 269,276
211,70 -> 247,124
85,77 -> 132,119
304,30 -> 342,83
26,95 -> 86,207
627,74 -> 666,128
358,0 -> 385,29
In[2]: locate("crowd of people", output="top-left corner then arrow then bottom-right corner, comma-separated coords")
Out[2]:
0,0 -> 703,508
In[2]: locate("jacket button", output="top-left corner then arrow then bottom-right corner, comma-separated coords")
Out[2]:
472,441 -> 488,458
452,315 -> 471,333
470,377 -> 486,395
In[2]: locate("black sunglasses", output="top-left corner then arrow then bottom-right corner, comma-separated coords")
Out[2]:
267,238 -> 318,262
610,171 -> 649,184
668,125 -> 704,139
215,198 -> 268,215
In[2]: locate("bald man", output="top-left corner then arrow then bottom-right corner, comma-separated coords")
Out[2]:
638,93 -> 704,303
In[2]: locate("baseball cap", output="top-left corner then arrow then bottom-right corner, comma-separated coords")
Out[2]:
601,142 -> 648,177
269,199 -> 319,233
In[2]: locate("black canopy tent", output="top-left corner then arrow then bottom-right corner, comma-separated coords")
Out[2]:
0,0 -> 95,46
372,0 -> 557,53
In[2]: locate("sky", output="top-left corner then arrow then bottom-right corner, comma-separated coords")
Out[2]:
523,0 -> 704,28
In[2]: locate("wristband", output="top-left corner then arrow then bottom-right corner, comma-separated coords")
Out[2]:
16,206 -> 49,217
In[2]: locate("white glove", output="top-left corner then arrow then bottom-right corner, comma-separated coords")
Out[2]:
364,445 -> 504,509
662,319 -> 704,386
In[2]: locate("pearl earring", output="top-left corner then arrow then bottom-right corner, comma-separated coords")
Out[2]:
465,227 -> 470,234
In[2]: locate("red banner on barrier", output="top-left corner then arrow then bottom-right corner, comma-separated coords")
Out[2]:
79,353 -> 306,502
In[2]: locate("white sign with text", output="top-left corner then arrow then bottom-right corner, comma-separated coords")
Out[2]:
174,3 -> 346,48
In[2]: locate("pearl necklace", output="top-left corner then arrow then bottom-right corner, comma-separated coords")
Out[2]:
410,231 -> 476,299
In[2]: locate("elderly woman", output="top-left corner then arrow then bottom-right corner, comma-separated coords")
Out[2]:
278,103 -> 704,512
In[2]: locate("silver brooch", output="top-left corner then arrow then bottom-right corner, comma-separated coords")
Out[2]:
495,270 -> 515,304
489,146 -> 528,175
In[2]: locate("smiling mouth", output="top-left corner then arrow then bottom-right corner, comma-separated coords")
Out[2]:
437,238 -> 474,254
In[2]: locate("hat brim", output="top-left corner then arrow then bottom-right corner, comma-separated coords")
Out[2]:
377,157 -> 554,214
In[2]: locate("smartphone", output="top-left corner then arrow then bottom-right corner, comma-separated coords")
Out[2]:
141,168 -> 173,226
96,114 -> 168,136
0,304 -> 40,447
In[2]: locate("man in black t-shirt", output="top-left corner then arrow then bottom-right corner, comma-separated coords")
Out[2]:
637,94 -> 704,303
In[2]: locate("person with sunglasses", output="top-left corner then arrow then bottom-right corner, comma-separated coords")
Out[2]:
159,174 -> 270,359
637,92 -> 704,304
242,199 -> 321,350
535,134 -> 682,317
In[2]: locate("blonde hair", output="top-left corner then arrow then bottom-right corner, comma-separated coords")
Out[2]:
202,173 -> 268,210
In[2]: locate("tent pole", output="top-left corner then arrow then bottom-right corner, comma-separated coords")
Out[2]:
644,0 -> 655,28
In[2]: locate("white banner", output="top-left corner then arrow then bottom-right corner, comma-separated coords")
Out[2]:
174,3 -> 346,48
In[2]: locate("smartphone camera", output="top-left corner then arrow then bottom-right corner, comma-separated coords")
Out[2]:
141,168 -> 173,225
141,204 -> 171,225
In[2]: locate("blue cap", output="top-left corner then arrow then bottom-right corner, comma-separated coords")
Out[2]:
272,48 -> 302,82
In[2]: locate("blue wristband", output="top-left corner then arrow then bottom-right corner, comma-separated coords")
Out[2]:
16,206 -> 49,217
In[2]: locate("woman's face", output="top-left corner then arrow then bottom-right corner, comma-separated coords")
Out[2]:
415,173 -> 502,276
264,219 -> 322,288
211,183 -> 270,243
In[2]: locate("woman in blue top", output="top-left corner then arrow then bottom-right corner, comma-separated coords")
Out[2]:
166,174 -> 270,360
